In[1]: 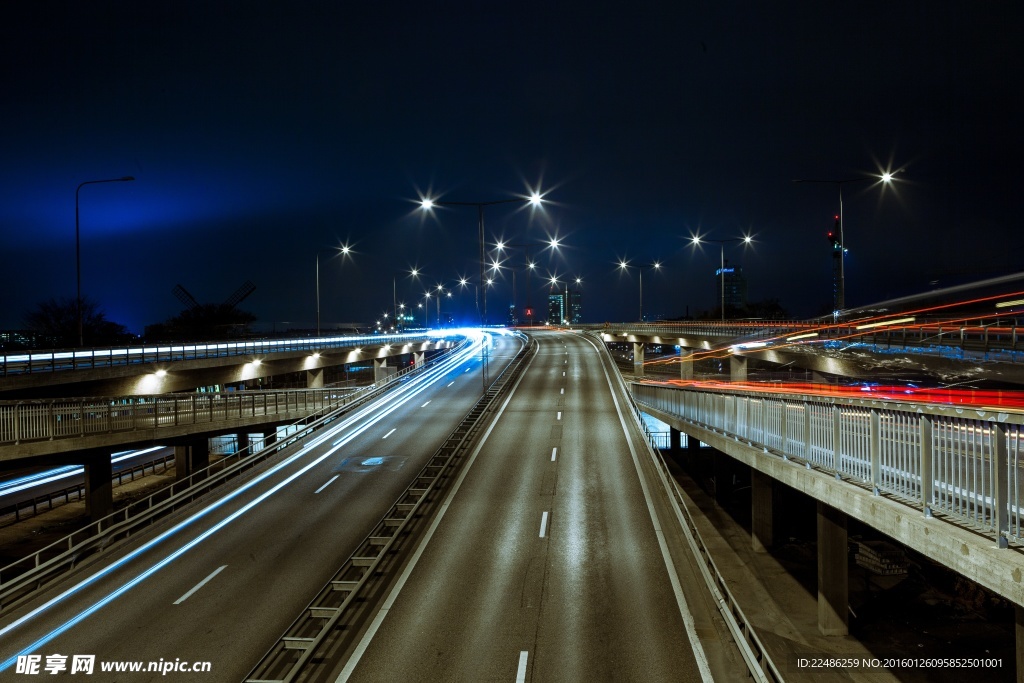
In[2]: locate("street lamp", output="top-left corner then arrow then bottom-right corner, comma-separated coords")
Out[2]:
418,190 -> 545,325
617,259 -> 662,322
688,235 -> 752,321
315,244 -> 352,336
76,176 -> 134,347
793,170 -> 900,311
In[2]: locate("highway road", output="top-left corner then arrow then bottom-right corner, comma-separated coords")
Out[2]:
0,332 -> 521,680
336,330 -> 730,682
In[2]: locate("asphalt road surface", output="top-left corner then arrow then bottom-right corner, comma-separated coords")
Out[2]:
338,330 -> 714,682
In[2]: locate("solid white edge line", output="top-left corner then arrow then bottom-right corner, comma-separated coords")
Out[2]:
382,428 -> 397,439
582,334 -> 714,683
539,511 -> 548,538
335,337 -> 536,683
551,447 -> 557,462
315,475 -> 340,494
173,565 -> 227,605
516,650 -> 528,682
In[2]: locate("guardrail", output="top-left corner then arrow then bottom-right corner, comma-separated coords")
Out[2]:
0,331 -> 445,377
0,339 -> 470,610
630,382 -> 1024,548
0,388 -> 361,448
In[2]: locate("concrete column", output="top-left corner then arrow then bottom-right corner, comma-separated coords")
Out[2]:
714,450 -> 732,505
174,438 -> 210,482
751,469 -> 773,553
414,351 -> 425,368
679,349 -> 694,380
686,431 -> 701,455
84,451 -> 113,521
306,368 -> 324,388
632,342 -> 645,376
236,431 -> 250,455
729,355 -> 747,381
811,370 -> 828,384
374,358 -> 387,383
669,427 -> 682,455
817,501 -> 849,636
263,427 -> 278,451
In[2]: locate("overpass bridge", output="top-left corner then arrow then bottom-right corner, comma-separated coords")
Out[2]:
581,317 -> 1024,385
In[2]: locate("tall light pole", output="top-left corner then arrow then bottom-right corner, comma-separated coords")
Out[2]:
689,235 -> 752,321
315,244 -> 352,336
418,191 -> 544,325
793,171 -> 899,311
617,259 -> 662,322
76,176 -> 134,347
493,237 -> 561,327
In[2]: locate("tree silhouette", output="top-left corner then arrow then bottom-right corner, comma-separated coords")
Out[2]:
22,297 -> 132,348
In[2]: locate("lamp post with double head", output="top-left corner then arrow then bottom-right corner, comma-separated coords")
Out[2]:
418,191 -> 544,326
688,235 -> 753,322
76,176 -> 135,347
617,259 -> 662,322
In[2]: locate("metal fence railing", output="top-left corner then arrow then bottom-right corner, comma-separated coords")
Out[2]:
631,382 -> 1024,547
0,389 -> 361,447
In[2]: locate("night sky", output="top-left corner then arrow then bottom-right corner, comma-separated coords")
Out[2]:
2,2 -> 1021,335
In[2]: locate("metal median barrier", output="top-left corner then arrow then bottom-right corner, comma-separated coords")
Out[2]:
0,339 -> 469,612
245,333 -> 534,683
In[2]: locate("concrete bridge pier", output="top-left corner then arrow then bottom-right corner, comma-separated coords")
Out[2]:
751,469 -> 773,553
729,355 -> 747,381
817,501 -> 849,636
374,358 -> 388,384
1016,605 -> 1024,683
414,351 -> 425,369
633,343 -> 645,377
306,368 -> 324,388
236,431 -> 250,455
680,349 -> 694,380
83,450 -> 113,521
174,438 -> 210,482
262,427 -> 278,452
669,427 -> 683,459
713,449 -> 731,505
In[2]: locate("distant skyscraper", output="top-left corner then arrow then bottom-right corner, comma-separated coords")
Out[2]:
568,288 -> 582,324
714,262 -> 747,315
548,291 -> 565,324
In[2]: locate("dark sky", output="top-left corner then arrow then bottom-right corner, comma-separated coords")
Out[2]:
2,2 -> 1021,334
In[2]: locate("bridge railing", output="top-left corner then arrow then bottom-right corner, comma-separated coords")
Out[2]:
0,388 -> 359,447
0,331 -> 443,377
630,382 -> 1023,547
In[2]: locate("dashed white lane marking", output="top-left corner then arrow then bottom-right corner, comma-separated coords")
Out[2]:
315,475 -> 340,494
422,400 -> 431,407
560,388 -> 564,395
447,381 -> 455,387
562,371 -> 565,377
551,447 -> 557,462
516,651 -> 529,682
173,565 -> 227,605
539,511 -> 549,538
382,428 -> 396,439
556,412 -> 561,420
